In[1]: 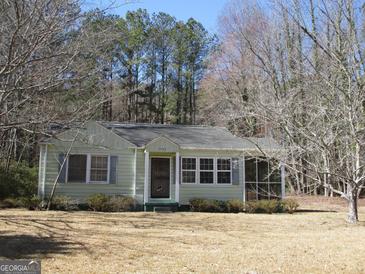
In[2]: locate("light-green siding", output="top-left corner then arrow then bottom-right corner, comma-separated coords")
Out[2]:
40,121 -> 250,205
179,149 -> 244,204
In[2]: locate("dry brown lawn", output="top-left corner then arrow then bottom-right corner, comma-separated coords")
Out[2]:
1,198 -> 365,274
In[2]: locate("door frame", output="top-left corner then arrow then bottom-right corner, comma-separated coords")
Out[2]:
149,156 -> 172,199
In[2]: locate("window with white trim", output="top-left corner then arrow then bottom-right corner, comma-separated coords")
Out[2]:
90,155 -> 108,182
66,154 -> 109,184
68,155 -> 87,183
182,158 -> 196,183
200,158 -> 214,184
217,158 -> 231,184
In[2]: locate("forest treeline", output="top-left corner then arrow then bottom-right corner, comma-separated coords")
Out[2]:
199,0 -> 365,222
2,0 -> 365,222
0,1 -> 214,168
82,8 -> 215,124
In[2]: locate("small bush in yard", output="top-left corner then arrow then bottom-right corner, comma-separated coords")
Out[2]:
87,193 -> 110,211
245,200 -> 282,214
245,200 -> 261,213
51,195 -> 79,211
205,200 -> 223,212
18,195 -> 42,210
227,199 -> 244,213
0,197 -> 21,208
282,198 -> 299,214
107,196 -> 138,212
0,162 -> 38,200
87,194 -> 139,212
190,198 -> 229,213
189,198 -> 206,211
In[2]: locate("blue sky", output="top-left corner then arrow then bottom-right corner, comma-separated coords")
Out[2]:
85,0 -> 229,33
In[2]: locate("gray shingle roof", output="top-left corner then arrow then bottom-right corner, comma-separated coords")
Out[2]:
98,122 -> 280,151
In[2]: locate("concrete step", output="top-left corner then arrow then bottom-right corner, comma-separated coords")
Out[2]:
145,202 -> 178,212
153,206 -> 173,213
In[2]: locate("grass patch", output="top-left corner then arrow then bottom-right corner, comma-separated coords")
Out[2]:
0,197 -> 365,273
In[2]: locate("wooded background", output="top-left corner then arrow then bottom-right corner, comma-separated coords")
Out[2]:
1,0 -> 365,222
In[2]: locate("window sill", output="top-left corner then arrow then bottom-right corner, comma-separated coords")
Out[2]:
88,181 -> 110,184
181,183 -> 234,186
65,182 -> 110,185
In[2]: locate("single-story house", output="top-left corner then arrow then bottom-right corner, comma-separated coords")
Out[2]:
38,121 -> 285,209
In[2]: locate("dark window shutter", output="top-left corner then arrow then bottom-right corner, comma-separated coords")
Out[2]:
58,153 -> 67,183
172,158 -> 175,185
109,156 -> 118,184
232,158 -> 240,185
179,157 -> 182,184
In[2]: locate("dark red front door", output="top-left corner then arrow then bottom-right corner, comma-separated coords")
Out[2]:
151,158 -> 170,198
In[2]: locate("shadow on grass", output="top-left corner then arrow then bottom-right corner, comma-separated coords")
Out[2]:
0,234 -> 80,259
296,209 -> 337,213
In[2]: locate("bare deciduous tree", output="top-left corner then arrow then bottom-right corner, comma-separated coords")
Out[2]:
199,0 -> 365,223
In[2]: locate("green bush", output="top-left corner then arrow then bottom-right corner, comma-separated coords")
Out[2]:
87,194 -> 139,212
227,199 -> 244,213
18,195 -> 42,210
50,195 -> 79,211
0,162 -> 38,199
190,198 -> 229,213
245,200 -> 283,214
87,193 -> 110,211
107,196 -> 138,212
0,197 -> 22,208
282,198 -> 299,214
200,200 -> 221,212
189,198 -> 206,212
245,200 -> 260,213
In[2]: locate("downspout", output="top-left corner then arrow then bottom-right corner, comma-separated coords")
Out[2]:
37,145 -> 44,198
43,144 -> 47,201
242,154 -> 246,203
143,150 -> 149,209
133,148 -> 137,197
281,162 -> 286,199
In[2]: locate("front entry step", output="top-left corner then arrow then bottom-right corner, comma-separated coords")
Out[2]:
145,202 -> 179,212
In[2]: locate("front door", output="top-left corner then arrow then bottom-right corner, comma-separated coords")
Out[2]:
151,158 -> 170,198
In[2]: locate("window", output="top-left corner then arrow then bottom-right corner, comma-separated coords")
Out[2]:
68,155 -> 87,182
90,155 -> 109,182
217,158 -> 231,184
200,158 -> 214,184
182,158 -> 196,183
181,157 -> 234,185
66,154 -> 110,184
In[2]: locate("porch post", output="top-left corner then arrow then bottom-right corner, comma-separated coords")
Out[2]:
144,150 -> 149,205
281,162 -> 285,198
242,155 -> 245,203
175,152 -> 180,203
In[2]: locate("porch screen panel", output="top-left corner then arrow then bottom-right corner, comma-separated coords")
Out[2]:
257,158 -> 269,182
245,158 -> 256,182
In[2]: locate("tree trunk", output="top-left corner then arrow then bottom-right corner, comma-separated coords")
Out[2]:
347,188 -> 358,224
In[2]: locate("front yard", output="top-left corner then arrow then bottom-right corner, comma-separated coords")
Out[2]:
1,198 -> 365,273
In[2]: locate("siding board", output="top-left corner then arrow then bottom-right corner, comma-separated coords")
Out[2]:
41,122 -> 247,205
